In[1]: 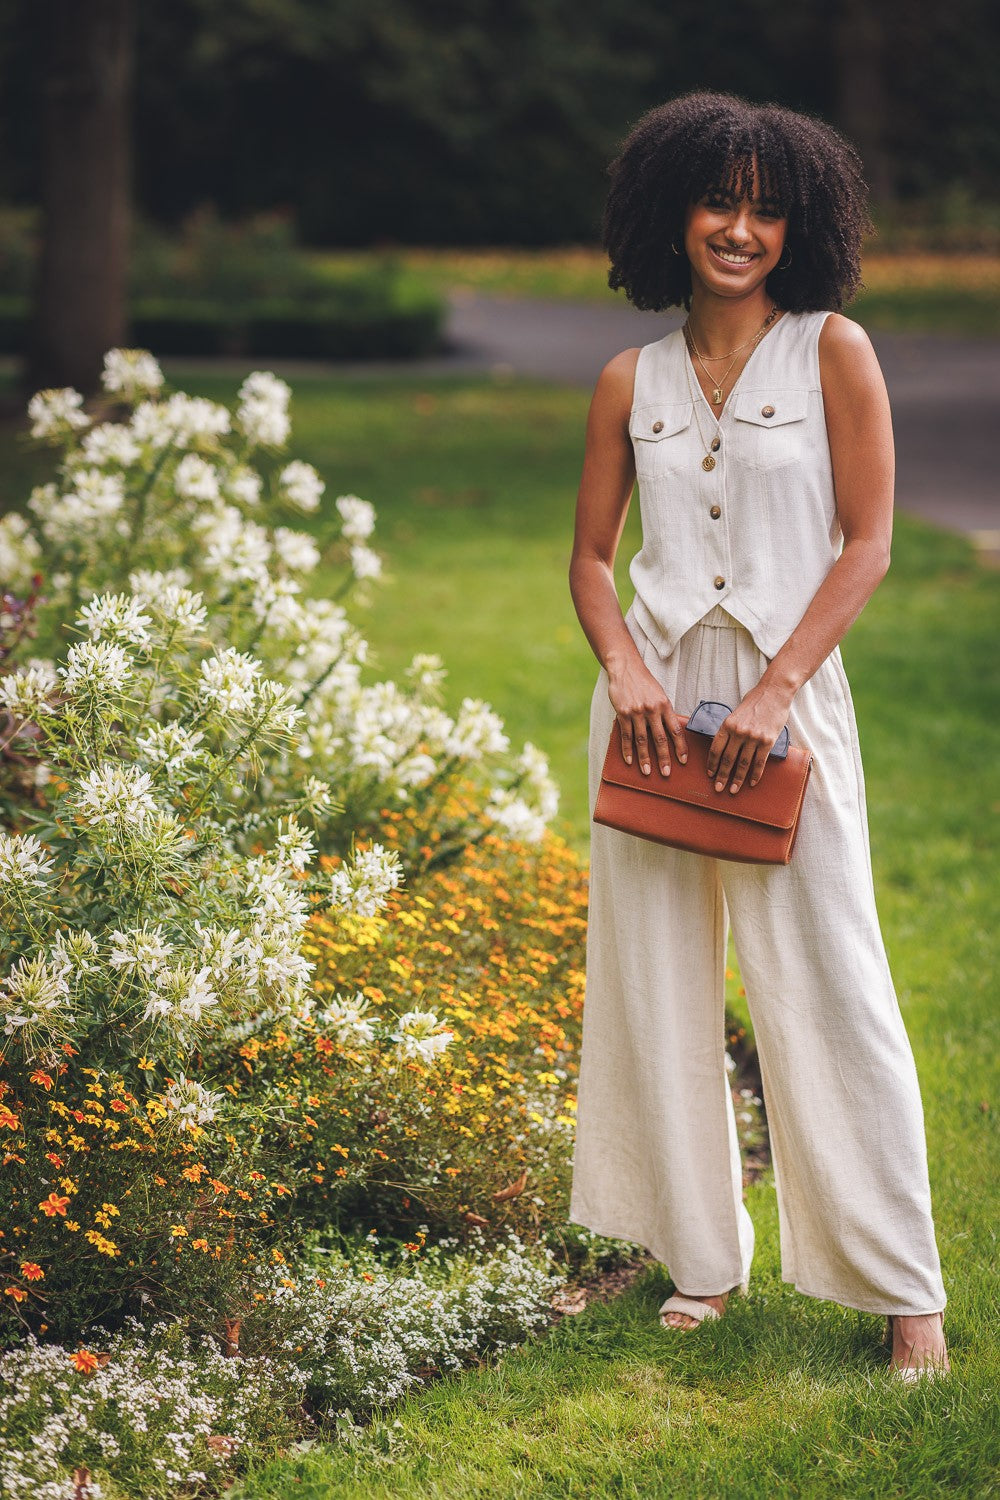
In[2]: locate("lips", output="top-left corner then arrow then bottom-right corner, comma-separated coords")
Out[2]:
709,245 -> 758,267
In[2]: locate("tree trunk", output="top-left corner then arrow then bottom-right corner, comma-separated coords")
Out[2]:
27,0 -> 134,394
833,0 -> 894,208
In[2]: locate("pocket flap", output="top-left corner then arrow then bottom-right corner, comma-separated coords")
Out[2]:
629,402 -> 693,442
733,390 -> 809,427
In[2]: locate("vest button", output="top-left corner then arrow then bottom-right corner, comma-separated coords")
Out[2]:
652,419 -> 664,433
710,505 -> 722,519
714,575 -> 726,589
760,404 -> 775,418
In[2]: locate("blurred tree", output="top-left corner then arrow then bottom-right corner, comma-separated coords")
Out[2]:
27,0 -> 133,392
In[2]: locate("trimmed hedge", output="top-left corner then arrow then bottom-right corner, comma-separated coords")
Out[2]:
0,290 -> 444,361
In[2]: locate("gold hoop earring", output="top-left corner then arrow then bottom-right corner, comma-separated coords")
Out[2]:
777,245 -> 793,271
671,239 -> 684,256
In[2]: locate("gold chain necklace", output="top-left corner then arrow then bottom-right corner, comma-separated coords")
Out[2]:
684,355 -> 724,472
684,303 -> 779,405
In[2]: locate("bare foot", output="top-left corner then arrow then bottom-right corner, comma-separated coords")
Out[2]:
890,1312 -> 950,1376
661,1290 -> 730,1329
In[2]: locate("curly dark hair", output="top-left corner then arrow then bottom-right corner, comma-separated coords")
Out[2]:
603,91 -> 873,313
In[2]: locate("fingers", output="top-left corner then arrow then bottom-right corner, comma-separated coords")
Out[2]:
618,708 -> 686,777
711,734 -> 772,793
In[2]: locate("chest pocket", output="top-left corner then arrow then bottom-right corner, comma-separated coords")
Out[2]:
629,402 -> 693,478
733,390 -> 809,471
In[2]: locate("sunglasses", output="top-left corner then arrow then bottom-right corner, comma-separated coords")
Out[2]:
686,700 -> 790,760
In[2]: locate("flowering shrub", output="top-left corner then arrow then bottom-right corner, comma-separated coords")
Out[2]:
0,351 -> 559,1339
0,1233 -> 563,1500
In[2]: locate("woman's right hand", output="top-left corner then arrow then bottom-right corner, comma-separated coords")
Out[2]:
607,662 -> 688,777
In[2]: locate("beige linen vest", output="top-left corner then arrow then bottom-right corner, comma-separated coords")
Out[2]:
627,309 -> 840,661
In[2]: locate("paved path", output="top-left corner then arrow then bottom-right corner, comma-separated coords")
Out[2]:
156,292 -> 999,543
442,295 -> 1000,541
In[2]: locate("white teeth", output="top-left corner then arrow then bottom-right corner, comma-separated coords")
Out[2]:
713,247 -> 754,264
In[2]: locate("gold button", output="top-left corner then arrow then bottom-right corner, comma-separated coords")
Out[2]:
652,419 -> 664,433
761,404 -> 775,418
714,575 -> 725,589
710,505 -> 721,519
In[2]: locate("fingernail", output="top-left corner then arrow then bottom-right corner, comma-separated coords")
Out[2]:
660,764 -> 670,776
624,754 -> 631,764
715,780 -> 725,791
679,753 -> 687,764
730,783 -> 740,794
641,762 -> 650,775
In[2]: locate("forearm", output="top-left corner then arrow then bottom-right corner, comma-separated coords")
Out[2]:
569,551 -> 645,683
759,535 -> 891,702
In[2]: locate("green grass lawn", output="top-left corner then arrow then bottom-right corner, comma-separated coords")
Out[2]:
3,372 -> 998,1495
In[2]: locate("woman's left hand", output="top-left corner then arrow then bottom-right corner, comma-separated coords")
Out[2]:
706,686 -> 795,795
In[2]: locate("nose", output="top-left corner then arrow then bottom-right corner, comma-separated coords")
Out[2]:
726,203 -> 753,244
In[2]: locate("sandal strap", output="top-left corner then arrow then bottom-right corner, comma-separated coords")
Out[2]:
659,1293 -> 721,1324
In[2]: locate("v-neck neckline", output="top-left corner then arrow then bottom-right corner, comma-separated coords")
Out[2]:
682,308 -> 789,424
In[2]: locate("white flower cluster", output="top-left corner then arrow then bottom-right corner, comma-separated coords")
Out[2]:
27,387 -> 90,441
0,512 -> 42,591
393,1008 -> 454,1062
329,842 -> 404,918
317,990 -> 378,1046
237,370 -> 291,448
484,741 -> 560,844
0,952 -> 72,1042
0,1318 -> 305,1500
0,831 -> 56,895
102,348 -> 164,401
163,1073 -> 225,1130
280,459 -> 324,512
0,660 -> 59,719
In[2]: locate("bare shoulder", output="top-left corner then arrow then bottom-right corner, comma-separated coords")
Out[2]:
818,312 -> 886,397
590,346 -> 641,427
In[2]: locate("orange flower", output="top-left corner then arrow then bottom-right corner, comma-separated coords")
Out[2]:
39,1193 -> 70,1217
45,1153 -> 65,1168
70,1350 -> 98,1375
29,1070 -> 54,1091
314,1037 -> 335,1056
4,1286 -> 27,1302
0,1106 -> 19,1131
109,1100 -> 129,1113
20,1262 -> 44,1281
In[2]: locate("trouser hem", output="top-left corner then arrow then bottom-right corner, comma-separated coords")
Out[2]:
782,1272 -> 947,1318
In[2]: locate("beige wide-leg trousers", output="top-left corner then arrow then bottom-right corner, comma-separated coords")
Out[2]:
568,604 -> 947,1316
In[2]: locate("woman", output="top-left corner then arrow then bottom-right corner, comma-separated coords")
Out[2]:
567,91 -> 950,1379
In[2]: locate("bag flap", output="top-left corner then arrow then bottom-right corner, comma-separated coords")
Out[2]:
600,719 -> 812,832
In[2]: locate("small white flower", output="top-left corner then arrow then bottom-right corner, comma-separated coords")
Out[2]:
57,638 -> 133,695
280,460 -> 324,512
406,653 -> 446,696
0,512 -> 43,590
80,421 -> 142,467
0,832 -> 56,894
109,923 -> 174,975
0,952 -> 72,1038
237,371 -> 291,448
394,1008 -> 454,1062
27,387 -> 90,440
101,348 -> 164,400
0,661 -> 60,718
228,465 -> 263,506
174,453 -> 221,502
274,815 -> 316,873
329,843 -> 403,918
336,494 -> 376,541
319,991 -> 377,1046
163,1073 -> 224,1130
350,544 -> 382,581
273,526 -> 320,573
135,721 -> 205,772
197,647 -> 262,715
446,698 -> 509,759
74,762 -> 159,829
76,592 -> 152,647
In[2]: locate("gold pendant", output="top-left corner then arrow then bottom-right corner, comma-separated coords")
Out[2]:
712,388 -> 723,404
702,455 -> 716,472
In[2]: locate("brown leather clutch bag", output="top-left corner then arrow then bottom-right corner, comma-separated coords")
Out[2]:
593,712 -> 813,864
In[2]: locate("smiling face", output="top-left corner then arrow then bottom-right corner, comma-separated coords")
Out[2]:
682,157 -> 788,302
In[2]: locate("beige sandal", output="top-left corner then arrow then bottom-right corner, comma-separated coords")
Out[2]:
659,1281 -> 748,1329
